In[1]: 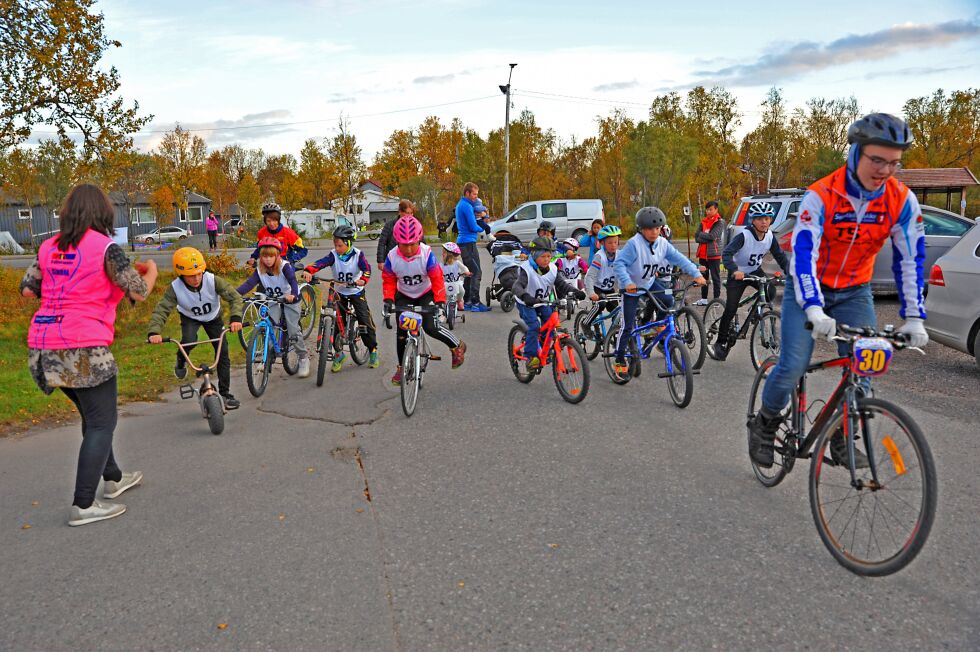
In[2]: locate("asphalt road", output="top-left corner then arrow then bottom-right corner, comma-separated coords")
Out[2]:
1,245 -> 977,650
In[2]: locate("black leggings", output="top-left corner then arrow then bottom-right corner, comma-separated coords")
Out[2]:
207,230 -> 218,249
179,314 -> 231,395
335,293 -> 378,352
581,292 -> 619,331
394,291 -> 459,362
62,376 -> 122,509
717,276 -> 775,346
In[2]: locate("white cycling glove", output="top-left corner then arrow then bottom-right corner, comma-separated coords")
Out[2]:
897,317 -> 929,348
805,306 -> 837,342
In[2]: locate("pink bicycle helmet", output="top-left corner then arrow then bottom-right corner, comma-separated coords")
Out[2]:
257,236 -> 282,252
562,237 -> 580,250
442,242 -> 461,255
393,216 -> 424,244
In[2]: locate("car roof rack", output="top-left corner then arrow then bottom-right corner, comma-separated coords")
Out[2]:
755,188 -> 806,197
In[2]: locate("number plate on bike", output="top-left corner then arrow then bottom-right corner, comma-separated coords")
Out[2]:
398,310 -> 423,334
851,337 -> 893,376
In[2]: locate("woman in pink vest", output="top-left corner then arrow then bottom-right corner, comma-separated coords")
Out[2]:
206,211 -> 220,251
21,184 -> 158,527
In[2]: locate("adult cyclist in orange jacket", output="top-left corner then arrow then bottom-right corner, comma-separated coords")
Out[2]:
246,202 -> 308,267
749,113 -> 928,469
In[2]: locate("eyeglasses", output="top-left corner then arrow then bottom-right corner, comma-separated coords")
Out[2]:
861,154 -> 903,172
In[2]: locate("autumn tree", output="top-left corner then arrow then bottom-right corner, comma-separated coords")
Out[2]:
257,153 -> 297,199
1,147 -> 42,241
371,129 -> 419,194
0,0 -> 150,152
741,87 -> 793,192
155,124 -> 207,212
591,110 -> 634,218
296,138 -> 336,209
237,171 -> 262,231
35,137 -> 79,234
625,122 -> 698,234
904,88 -> 980,169
328,116 -> 366,216
201,150 -> 237,221
91,148 -> 156,248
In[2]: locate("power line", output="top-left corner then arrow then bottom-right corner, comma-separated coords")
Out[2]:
517,88 -> 650,107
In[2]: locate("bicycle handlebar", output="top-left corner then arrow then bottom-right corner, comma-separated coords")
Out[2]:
804,322 -> 916,349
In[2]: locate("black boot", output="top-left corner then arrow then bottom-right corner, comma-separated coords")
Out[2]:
748,408 -> 783,468
221,393 -> 240,410
829,429 -> 869,469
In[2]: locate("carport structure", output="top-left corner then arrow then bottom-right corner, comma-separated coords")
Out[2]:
895,167 -> 978,216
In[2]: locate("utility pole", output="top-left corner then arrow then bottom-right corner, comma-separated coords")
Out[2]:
500,63 -> 517,215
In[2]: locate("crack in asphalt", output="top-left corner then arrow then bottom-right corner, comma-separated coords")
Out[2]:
255,395 -> 396,426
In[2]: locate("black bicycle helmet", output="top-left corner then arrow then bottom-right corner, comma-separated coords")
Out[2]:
847,113 -> 913,150
537,220 -> 556,235
635,206 -> 667,230
333,224 -> 357,242
529,236 -> 556,253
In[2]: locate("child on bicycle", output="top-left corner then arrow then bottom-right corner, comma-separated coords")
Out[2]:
580,225 -> 622,332
440,242 -> 471,313
512,237 -> 586,369
237,237 -> 311,378
299,224 -> 379,371
247,202 -> 308,268
147,247 -> 244,408
382,216 -> 466,385
612,207 -> 705,375
712,201 -> 790,361
556,238 -> 588,290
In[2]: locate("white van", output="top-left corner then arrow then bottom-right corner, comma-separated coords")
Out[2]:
489,199 -> 604,242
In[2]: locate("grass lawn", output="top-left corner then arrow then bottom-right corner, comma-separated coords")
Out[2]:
0,265 -> 249,436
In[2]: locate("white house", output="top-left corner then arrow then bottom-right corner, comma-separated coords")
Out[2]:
331,180 -> 400,226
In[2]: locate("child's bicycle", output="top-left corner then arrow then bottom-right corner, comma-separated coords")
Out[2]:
156,327 -> 235,435
573,294 -> 622,361
602,288 -> 697,408
705,273 -> 784,369
507,298 -> 591,404
244,294 -> 301,397
445,281 -> 466,330
746,324 -> 936,576
307,277 -> 371,387
382,304 -> 441,417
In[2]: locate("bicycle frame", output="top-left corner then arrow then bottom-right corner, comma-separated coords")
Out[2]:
730,277 -> 780,340
512,303 -> 580,375
163,329 -> 231,414
622,290 -> 682,374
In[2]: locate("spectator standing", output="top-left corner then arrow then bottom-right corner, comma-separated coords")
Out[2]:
206,211 -> 219,251
377,199 -> 416,266
576,218 -> 606,264
694,201 -> 724,305
456,182 -> 490,312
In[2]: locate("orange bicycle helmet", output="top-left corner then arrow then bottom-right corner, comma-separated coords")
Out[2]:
173,247 -> 206,276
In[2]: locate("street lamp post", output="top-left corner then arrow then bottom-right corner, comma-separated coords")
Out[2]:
499,63 -> 517,216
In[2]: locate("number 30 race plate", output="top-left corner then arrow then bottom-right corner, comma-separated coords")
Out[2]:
852,337 -> 894,376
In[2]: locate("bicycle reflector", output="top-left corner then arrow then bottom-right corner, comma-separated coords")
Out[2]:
851,337 -> 894,376
398,311 -> 422,334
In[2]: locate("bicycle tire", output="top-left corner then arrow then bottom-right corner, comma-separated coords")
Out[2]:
552,336 -> 590,404
239,301 -> 261,349
400,338 -> 420,417
446,302 -> 456,330
674,307 -> 707,371
809,397 -> 937,576
282,330 -> 300,375
315,315 -> 334,387
703,298 -> 727,359
245,327 -> 271,397
746,356 -> 794,487
348,316 -> 369,365
299,284 -> 317,339
573,310 -> 601,360
750,310 -> 781,370
204,394 -> 224,435
507,324 -> 535,383
485,286 -> 493,308
602,327 -> 637,385
665,338 -> 694,408
500,292 -> 516,313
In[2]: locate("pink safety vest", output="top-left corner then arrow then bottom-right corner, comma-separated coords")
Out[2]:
28,230 -> 125,349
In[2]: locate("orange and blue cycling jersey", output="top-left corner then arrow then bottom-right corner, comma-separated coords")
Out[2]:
791,166 -> 925,319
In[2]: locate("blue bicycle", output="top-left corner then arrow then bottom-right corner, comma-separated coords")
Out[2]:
601,288 -> 695,408
244,294 -> 300,397
573,294 -> 622,360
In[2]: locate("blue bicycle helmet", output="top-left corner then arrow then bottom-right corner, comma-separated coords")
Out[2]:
597,225 -> 622,240
747,202 -> 777,220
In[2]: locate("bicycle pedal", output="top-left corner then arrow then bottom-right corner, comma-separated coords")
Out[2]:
429,355 -> 442,361
178,384 -> 196,400
656,372 -> 677,378
691,370 -> 701,375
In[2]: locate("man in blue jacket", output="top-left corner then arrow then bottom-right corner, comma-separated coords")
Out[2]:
456,182 -> 490,311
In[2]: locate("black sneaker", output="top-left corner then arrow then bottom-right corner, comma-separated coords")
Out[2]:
174,360 -> 187,380
829,430 -> 869,469
748,410 -> 783,468
221,394 -> 240,410
712,341 -> 729,361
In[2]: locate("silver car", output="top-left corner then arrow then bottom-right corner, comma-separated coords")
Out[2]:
924,217 -> 980,368
137,225 -> 192,244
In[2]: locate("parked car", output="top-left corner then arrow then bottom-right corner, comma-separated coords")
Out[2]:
769,204 -> 974,291
137,226 -> 192,244
924,217 -> 980,368
724,189 -> 806,245
489,199 -> 604,242
222,217 -> 242,233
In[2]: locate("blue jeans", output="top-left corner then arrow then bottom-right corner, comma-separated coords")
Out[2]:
615,281 -> 673,359
517,303 -> 554,358
761,282 -> 876,414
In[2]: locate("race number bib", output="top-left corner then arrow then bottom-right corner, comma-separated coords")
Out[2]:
851,338 -> 893,376
398,310 -> 423,334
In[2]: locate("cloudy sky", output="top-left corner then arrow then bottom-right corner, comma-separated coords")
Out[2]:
97,0 -> 980,159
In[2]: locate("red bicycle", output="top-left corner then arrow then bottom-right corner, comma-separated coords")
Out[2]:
307,277 -> 370,386
507,299 -> 590,404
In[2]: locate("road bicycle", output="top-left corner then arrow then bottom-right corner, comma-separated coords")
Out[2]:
705,274 -> 784,369
507,298 -> 590,404
383,304 -> 441,417
307,277 -> 371,386
602,288 -> 697,408
746,324 -> 936,576
157,327 -> 235,435
573,294 -> 622,361
244,294 -> 300,397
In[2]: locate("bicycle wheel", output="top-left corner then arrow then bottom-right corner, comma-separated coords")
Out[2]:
750,310 -> 781,370
299,284 -> 317,339
315,315 -> 334,387
348,316 -> 369,365
665,338 -> 694,408
245,327 -> 272,397
572,310 -> 598,361
282,332 -> 299,375
239,301 -> 261,349
204,394 -> 224,435
746,356 -> 794,487
674,307 -> 706,370
400,338 -> 420,417
809,397 -> 937,576
446,302 -> 456,330
703,298 -> 727,359
507,324 -> 535,383
552,336 -> 590,403
602,327 -> 637,385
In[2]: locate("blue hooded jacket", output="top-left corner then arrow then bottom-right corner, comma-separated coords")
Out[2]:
455,197 -> 480,245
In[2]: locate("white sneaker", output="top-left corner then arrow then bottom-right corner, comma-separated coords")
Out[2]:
103,471 -> 143,499
68,499 -> 126,527
694,299 -> 709,306
297,357 -> 311,378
